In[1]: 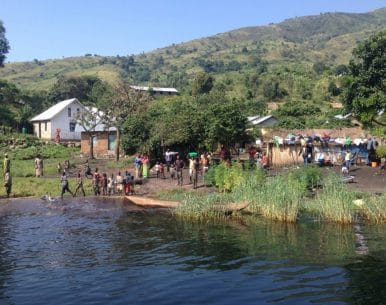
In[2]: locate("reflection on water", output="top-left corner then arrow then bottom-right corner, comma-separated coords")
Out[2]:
0,197 -> 386,304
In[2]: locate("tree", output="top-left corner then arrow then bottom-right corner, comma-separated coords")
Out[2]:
191,72 -> 214,96
47,75 -> 102,104
99,80 -> 152,161
0,20 -> 10,67
342,31 -> 386,128
75,107 -> 104,159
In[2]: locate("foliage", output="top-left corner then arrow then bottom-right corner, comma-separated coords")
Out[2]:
287,165 -> 323,191
342,30 -> 386,130
0,20 -> 9,66
376,146 -> 386,158
191,72 -> 214,95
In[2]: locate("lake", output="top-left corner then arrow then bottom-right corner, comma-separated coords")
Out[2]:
0,197 -> 385,305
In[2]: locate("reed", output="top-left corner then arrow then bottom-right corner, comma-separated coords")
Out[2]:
304,174 -> 357,223
358,194 -> 386,223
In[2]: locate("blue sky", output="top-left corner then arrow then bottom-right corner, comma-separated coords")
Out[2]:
1,0 -> 385,62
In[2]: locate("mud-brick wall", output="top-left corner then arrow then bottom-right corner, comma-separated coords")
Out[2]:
81,131 -> 111,158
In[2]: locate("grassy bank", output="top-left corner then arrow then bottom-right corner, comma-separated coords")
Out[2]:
159,163 -> 386,224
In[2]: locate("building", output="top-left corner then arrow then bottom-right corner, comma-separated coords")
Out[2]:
247,115 -> 278,128
77,107 -> 117,158
30,98 -> 86,141
130,85 -> 178,96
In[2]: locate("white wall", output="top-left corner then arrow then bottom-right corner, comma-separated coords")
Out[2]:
50,100 -> 86,140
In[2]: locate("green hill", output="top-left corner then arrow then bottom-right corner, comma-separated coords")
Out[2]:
0,7 -> 385,100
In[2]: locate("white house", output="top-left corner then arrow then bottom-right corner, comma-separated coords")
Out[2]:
30,98 -> 86,141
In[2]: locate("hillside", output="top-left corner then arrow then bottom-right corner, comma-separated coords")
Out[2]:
0,7 -> 385,97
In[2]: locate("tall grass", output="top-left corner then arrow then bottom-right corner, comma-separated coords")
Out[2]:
242,174 -> 303,223
304,174 -> 357,223
358,194 -> 386,223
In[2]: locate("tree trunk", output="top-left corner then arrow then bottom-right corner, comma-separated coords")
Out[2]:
115,128 -> 121,162
89,133 -> 95,159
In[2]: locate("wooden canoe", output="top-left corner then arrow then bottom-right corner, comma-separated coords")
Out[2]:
126,195 -> 250,212
125,195 -> 180,208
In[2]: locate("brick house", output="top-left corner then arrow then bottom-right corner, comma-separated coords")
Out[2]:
80,129 -> 117,158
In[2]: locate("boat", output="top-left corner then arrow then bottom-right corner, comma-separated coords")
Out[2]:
125,195 -> 180,208
126,195 -> 250,212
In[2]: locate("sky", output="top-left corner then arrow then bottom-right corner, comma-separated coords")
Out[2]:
1,0 -> 386,62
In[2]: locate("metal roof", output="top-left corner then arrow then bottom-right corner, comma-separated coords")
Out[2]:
247,115 -> 275,125
30,98 -> 80,122
130,85 -> 178,93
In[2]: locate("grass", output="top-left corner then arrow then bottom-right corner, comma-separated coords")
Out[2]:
7,176 -> 95,198
302,174 -> 358,223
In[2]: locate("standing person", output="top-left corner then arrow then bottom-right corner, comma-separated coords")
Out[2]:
34,154 -> 44,177
188,156 -> 194,183
142,154 -> 150,179
116,171 -> 123,195
92,168 -> 101,196
200,153 -> 209,179
345,150 -> 352,171
73,171 -> 86,197
101,173 -> 108,196
155,162 -> 161,178
107,173 -> 115,196
4,171 -> 12,198
192,157 -> 200,189
3,153 -> 10,176
159,162 -> 165,179
134,154 -> 142,179
165,149 -> 172,172
169,163 -> 176,180
57,162 -> 62,174
261,152 -> 269,169
175,155 -> 185,186
60,171 -> 73,199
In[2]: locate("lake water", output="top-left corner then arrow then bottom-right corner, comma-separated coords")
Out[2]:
1,197 -> 386,305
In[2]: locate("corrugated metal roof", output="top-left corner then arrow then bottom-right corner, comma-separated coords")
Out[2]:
247,115 -> 274,125
130,85 -> 178,93
30,98 -> 80,121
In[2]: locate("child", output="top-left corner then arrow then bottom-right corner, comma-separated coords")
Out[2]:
73,171 -> 86,197
101,173 -> 108,196
159,162 -> 165,179
116,171 -> 123,195
107,173 -> 115,196
155,162 -> 160,178
170,163 -> 176,180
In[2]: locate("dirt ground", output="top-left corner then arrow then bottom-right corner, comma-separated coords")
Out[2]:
83,158 -> 385,196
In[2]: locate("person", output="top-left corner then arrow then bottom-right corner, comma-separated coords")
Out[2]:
175,155 -> 185,186
92,168 -> 101,196
200,153 -> 209,180
299,144 -> 311,165
248,146 -> 257,168
169,163 -> 176,180
142,154 -> 150,179
57,162 -> 62,174
134,154 -> 142,179
155,162 -> 161,178
4,171 -> 12,198
192,157 -> 200,189
60,171 -> 73,199
34,154 -> 44,177
84,159 -> 92,178
101,173 -> 108,196
107,173 -> 115,196
64,159 -> 70,172
165,149 -> 173,172
188,157 -> 194,183
159,162 -> 165,179
116,171 -> 123,195
3,153 -> 10,176
261,152 -> 269,169
345,150 -> 352,170
73,171 -> 86,197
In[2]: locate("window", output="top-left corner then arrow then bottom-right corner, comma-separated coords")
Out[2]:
68,107 -> 71,117
69,121 -> 76,132
44,122 -> 47,131
108,133 -> 116,151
